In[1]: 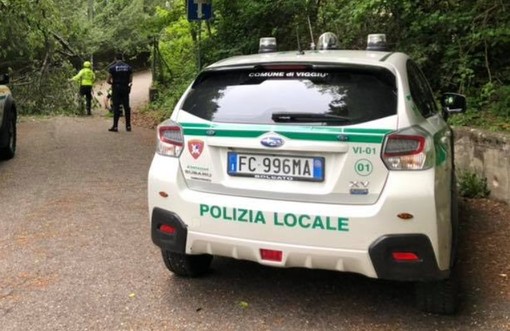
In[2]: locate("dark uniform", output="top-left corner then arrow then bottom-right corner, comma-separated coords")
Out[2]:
107,57 -> 133,132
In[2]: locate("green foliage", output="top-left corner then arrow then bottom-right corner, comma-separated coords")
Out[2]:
12,63 -> 80,115
212,0 -> 315,56
315,0 -> 510,93
457,170 -> 491,199
489,85 -> 510,119
448,109 -> 479,127
147,2 -> 199,118
2,0 -> 509,127
448,82 -> 510,133
148,0 -> 509,130
151,0 -> 321,117
478,82 -> 497,109
145,87 -> 183,121
93,0 -> 153,56
159,17 -> 198,85
1,0 -> 166,116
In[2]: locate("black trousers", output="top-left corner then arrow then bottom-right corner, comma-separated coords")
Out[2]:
79,85 -> 92,113
112,85 -> 131,128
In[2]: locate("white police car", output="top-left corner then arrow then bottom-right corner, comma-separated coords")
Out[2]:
148,33 -> 467,314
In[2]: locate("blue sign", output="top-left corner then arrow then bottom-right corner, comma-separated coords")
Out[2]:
187,0 -> 212,21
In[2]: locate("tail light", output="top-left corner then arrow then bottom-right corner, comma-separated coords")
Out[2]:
392,251 -> 420,262
382,127 -> 434,170
159,224 -> 176,235
157,121 -> 184,157
260,249 -> 283,262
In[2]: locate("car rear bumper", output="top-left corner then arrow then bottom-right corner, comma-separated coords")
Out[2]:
151,207 -> 449,281
149,152 -> 452,281
369,234 -> 449,281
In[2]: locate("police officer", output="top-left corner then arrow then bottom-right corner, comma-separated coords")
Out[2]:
71,61 -> 95,115
107,53 -> 133,132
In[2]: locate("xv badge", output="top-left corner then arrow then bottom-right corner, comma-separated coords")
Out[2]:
188,139 -> 204,160
349,181 -> 370,195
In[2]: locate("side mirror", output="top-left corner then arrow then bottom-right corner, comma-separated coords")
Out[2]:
0,73 -> 10,85
441,93 -> 467,114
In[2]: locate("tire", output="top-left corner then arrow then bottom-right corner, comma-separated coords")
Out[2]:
415,271 -> 459,315
415,167 -> 460,315
161,250 -> 213,277
450,176 -> 460,267
0,110 -> 16,160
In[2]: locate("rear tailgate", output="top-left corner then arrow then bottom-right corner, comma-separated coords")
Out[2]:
178,116 -> 395,205
176,64 -> 398,205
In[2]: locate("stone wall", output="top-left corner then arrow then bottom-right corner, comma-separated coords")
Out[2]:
453,127 -> 510,204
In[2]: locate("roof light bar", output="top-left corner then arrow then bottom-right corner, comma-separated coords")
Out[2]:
317,32 -> 340,50
259,37 -> 277,53
367,34 -> 388,51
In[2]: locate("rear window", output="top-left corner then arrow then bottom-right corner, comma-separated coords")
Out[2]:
182,66 -> 397,125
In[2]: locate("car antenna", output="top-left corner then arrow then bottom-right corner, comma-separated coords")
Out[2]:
296,25 -> 304,55
307,15 -> 316,50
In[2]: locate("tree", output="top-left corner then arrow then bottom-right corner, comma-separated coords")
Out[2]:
1,0 -> 164,114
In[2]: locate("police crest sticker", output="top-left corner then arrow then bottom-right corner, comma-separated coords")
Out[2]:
188,139 -> 204,160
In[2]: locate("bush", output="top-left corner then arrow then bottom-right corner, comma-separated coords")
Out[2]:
489,85 -> 510,119
12,65 -> 82,116
457,170 -> 491,199
447,85 -> 510,133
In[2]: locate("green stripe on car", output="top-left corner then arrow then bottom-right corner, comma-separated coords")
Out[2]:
181,122 -> 391,143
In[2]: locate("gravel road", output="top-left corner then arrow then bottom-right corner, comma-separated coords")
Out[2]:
0,75 -> 509,330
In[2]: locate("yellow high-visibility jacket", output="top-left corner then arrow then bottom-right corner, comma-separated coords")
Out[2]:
72,67 -> 95,87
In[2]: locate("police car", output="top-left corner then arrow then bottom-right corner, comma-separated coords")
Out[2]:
0,73 -> 17,160
148,33 -> 467,314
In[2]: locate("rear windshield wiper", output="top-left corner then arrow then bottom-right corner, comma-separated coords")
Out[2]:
271,112 -> 352,123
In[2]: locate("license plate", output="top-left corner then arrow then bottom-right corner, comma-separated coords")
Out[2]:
227,152 -> 324,182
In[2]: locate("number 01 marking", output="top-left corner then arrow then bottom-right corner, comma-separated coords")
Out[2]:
354,159 -> 373,176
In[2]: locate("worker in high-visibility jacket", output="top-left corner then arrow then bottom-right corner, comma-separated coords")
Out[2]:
70,61 -> 96,115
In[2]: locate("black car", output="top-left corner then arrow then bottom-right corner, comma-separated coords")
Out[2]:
0,73 -> 17,160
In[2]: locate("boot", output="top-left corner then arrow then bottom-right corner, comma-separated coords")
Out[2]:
86,97 -> 92,115
109,112 -> 119,132
125,109 -> 131,132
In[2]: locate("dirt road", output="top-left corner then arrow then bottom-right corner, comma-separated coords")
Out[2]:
0,74 -> 509,330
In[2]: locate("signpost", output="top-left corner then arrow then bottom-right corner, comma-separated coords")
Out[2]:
187,0 -> 212,21
187,0 -> 212,70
